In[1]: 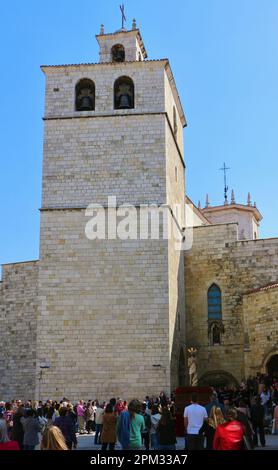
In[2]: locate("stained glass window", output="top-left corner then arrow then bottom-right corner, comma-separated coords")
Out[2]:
208,284 -> 222,320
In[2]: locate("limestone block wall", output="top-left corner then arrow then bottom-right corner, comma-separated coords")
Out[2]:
37,210 -> 170,401
168,235 -> 186,389
164,70 -> 184,155
185,223 -> 278,384
229,238 -> 278,290
165,121 -> 186,388
97,31 -> 145,63
243,287 -> 278,376
185,223 -> 244,384
42,61 -> 166,118
42,115 -> 166,208
0,261 -> 38,400
38,54 -> 187,401
165,123 -> 185,214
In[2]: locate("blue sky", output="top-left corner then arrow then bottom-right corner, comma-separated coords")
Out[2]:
1,0 -> 278,265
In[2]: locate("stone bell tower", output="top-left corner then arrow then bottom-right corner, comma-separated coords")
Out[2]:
97,19 -> 147,63
36,19 -> 187,400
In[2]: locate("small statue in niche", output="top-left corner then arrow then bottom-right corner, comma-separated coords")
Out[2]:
212,323 -> 221,345
208,320 -> 224,346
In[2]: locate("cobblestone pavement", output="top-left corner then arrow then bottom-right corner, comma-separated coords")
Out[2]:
76,433 -> 278,451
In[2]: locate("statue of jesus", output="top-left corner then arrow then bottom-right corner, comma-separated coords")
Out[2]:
187,348 -> 198,386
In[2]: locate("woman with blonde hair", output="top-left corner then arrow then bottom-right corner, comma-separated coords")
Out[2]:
41,425 -> 68,450
199,406 -> 225,449
213,408 -> 245,450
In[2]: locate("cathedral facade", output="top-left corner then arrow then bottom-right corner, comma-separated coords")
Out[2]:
185,197 -> 278,387
0,22 -> 277,401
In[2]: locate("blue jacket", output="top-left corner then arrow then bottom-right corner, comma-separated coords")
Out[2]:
117,410 -> 130,449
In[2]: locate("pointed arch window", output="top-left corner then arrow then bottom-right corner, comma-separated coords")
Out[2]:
114,76 -> 134,110
75,79 -> 95,111
208,284 -> 222,320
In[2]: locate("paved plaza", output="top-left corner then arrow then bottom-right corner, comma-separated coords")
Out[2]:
75,433 -> 278,451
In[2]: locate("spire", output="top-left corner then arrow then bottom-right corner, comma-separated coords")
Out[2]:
247,192 -> 252,206
132,18 -> 137,30
198,200 -> 201,210
231,189 -> 235,204
100,24 -> 104,35
206,194 -> 210,208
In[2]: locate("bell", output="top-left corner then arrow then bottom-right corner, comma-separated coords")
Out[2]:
79,95 -> 93,111
118,93 -> 131,109
113,50 -> 125,62
116,51 -> 125,62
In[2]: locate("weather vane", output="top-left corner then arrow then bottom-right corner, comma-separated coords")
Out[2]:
120,4 -> 126,30
219,162 -> 230,204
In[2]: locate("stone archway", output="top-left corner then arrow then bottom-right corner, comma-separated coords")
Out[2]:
266,354 -> 278,376
199,370 -> 239,388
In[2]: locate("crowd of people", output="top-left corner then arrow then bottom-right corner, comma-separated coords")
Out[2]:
0,373 -> 277,451
185,372 -> 278,450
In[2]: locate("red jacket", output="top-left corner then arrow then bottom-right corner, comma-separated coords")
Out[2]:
213,420 -> 245,450
0,440 -> 20,450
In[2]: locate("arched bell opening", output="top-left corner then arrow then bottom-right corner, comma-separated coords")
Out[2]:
111,44 -> 125,63
75,78 -> 95,111
114,76 -> 134,110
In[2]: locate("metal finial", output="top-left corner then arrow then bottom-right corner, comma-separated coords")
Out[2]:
132,18 -> 137,30
206,194 -> 210,208
231,189 -> 235,204
120,4 -> 126,30
219,162 -> 230,205
100,24 -> 104,34
247,192 -> 252,206
254,201 -> 257,208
